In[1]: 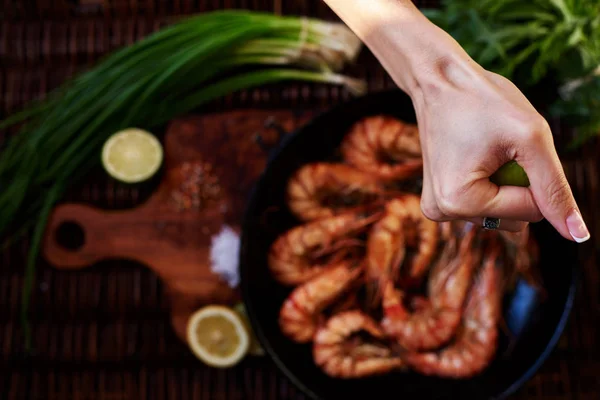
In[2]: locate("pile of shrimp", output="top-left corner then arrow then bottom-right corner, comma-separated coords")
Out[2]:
267,115 -> 542,380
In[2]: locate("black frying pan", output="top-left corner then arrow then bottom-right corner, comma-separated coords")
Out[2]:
239,89 -> 579,400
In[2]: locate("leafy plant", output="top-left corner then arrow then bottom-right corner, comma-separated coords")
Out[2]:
423,0 -> 600,147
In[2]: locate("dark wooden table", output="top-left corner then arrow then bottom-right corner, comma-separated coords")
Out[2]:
1,1 -> 599,399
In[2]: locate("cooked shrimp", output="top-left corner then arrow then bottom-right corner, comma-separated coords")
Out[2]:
381,225 -> 481,352
499,228 -> 543,292
365,195 -> 439,305
286,162 -> 387,222
341,115 -> 423,180
438,220 -> 470,242
279,261 -> 362,343
328,288 -> 362,316
402,241 -> 503,378
365,199 -> 406,306
313,310 -> 405,378
268,207 -> 382,286
439,221 -> 455,242
389,194 -> 439,283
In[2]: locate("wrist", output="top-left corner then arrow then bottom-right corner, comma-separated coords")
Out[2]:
368,11 -> 480,99
323,0 -> 480,98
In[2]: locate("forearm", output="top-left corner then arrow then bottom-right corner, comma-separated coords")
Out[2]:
323,0 -> 479,98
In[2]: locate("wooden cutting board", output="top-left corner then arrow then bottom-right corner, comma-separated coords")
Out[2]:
41,109 -> 315,344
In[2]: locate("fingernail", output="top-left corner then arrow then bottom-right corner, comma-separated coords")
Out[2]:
566,209 -> 590,243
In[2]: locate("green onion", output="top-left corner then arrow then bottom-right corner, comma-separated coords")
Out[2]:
0,10 -> 366,351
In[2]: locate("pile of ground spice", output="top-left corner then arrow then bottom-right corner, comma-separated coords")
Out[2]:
171,161 -> 222,211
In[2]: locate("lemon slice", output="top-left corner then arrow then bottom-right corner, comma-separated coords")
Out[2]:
101,128 -> 163,183
186,305 -> 250,368
234,302 -> 265,356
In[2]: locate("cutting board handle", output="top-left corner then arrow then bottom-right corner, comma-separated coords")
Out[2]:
43,203 -> 113,269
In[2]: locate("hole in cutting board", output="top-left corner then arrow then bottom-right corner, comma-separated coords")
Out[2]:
55,221 -> 85,251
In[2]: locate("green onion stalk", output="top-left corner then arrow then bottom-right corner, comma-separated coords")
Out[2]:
0,10 -> 367,351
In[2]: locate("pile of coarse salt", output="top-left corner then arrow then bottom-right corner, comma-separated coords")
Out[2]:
209,225 -> 241,288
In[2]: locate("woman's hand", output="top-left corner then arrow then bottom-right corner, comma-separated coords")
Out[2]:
414,64 -> 588,241
323,0 -> 590,242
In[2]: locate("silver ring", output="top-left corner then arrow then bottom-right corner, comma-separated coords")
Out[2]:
483,217 -> 501,230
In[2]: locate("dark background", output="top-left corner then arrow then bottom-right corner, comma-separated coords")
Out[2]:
1,1 -> 599,399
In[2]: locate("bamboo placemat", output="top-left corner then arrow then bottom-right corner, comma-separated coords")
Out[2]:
1,1 -> 599,399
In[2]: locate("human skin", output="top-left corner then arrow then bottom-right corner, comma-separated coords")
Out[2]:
322,0 -> 590,243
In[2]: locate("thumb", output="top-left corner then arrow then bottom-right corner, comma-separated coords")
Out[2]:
519,139 -> 589,243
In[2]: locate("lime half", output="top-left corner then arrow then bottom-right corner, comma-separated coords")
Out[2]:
102,128 -> 163,183
490,161 -> 530,187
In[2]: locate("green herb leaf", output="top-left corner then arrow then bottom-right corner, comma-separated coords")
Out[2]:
424,0 -> 600,149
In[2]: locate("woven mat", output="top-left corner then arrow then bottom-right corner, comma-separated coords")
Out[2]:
1,1 -> 599,399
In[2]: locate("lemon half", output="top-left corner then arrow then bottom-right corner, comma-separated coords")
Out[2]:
186,305 -> 250,368
101,128 -> 163,183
